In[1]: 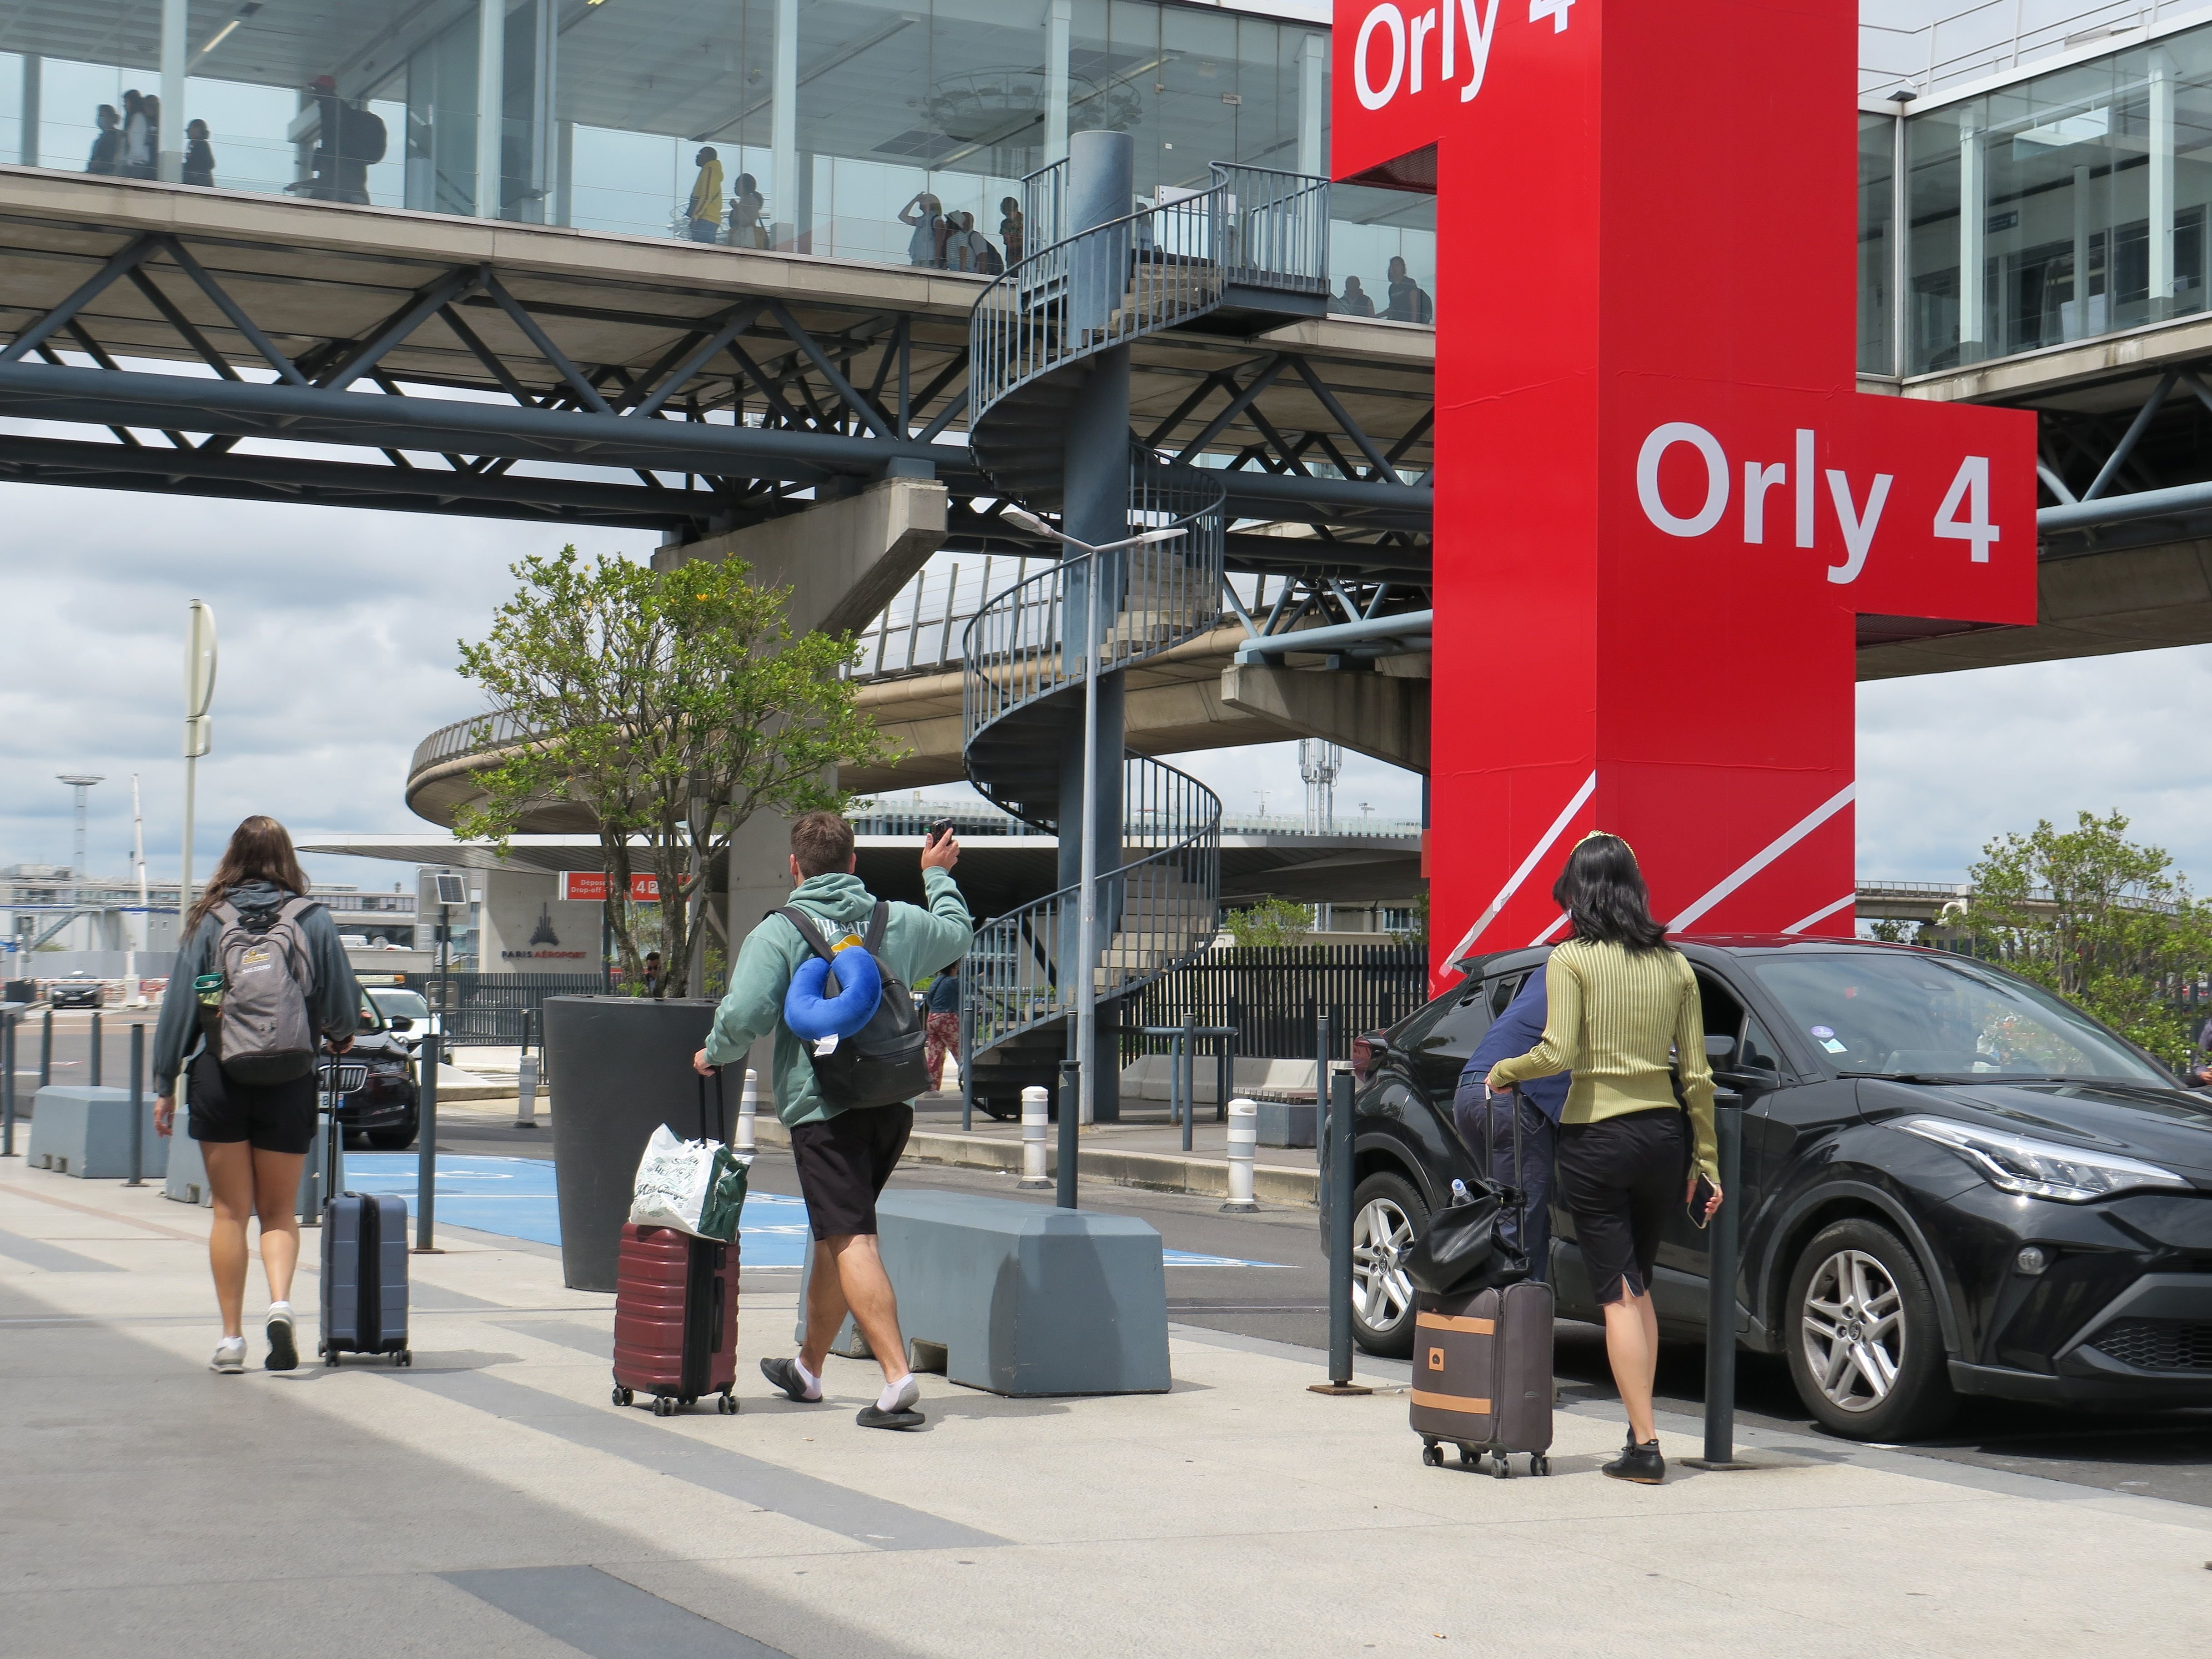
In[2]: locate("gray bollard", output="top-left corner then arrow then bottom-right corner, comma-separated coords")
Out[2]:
1686,1097 -> 1752,1470
515,1051 -> 540,1130
1314,1011 -> 1331,1169
1056,1058 -> 1081,1210
414,1033 -> 440,1252
1,1006 -> 18,1158
89,1009 -> 102,1086
960,993 -> 975,1132
1221,1097 -> 1257,1213
1019,1085 -> 1051,1188
40,1006 -> 52,1086
126,1023 -> 146,1186
1180,1008 -> 1198,1153
735,1067 -> 759,1155
1312,1065 -> 1371,1395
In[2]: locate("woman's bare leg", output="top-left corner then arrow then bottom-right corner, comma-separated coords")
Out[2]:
251,1148 -> 307,1305
202,1141 -> 256,1338
1601,1287 -> 1659,1444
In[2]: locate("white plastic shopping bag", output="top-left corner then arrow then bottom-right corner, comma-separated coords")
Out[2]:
629,1123 -> 750,1240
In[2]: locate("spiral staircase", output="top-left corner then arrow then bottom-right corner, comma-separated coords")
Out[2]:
958,159 -> 1330,1113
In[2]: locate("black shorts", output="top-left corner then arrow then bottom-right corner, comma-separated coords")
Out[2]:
186,1051 -> 319,1154
1556,1108 -> 1684,1305
789,1104 -> 912,1240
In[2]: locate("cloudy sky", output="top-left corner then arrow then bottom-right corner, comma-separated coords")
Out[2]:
2,479 -> 2207,902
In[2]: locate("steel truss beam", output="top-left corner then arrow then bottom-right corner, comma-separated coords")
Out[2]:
2032,356 -> 2212,557
0,229 -> 1435,549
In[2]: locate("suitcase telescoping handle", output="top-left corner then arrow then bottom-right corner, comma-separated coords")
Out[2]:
697,1065 -> 726,1144
322,1045 -> 342,1212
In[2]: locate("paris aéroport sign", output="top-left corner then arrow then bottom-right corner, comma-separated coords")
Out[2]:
1333,0 -> 2037,970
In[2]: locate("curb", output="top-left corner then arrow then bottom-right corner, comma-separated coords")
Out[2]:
747,1115 -> 1318,1205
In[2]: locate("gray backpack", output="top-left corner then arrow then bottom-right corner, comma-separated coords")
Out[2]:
211,896 -> 320,1085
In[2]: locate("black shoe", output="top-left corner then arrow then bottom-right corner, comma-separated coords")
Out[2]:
760,1355 -> 821,1403
856,1404 -> 925,1431
1602,1438 -> 1666,1484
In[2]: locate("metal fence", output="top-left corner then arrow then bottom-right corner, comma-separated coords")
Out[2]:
402,971 -> 612,1046
1122,945 -> 1430,1061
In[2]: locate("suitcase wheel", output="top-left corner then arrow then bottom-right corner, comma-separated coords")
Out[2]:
612,1385 -> 634,1408
394,1351 -> 412,1368
1458,1446 -> 1478,1471
717,1392 -> 738,1415
325,1352 -> 340,1368
1491,1451 -> 1512,1480
1421,1442 -> 1443,1468
1531,1454 -> 1552,1477
652,1396 -> 675,1418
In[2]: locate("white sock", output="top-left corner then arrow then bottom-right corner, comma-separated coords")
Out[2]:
876,1373 -> 919,1414
267,1301 -> 292,1323
793,1356 -> 823,1401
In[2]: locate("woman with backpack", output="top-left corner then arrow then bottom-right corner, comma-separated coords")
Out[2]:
1485,833 -> 1721,1485
151,817 -> 361,1374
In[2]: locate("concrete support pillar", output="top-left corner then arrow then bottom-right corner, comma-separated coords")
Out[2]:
158,0 -> 186,182
772,0 -> 799,249
1045,0 -> 1073,166
1958,116 -> 1983,361
1297,35 -> 1324,177
476,0 -> 506,219
2151,50 -> 2176,322
20,55 -> 39,169
2071,163 -> 2092,342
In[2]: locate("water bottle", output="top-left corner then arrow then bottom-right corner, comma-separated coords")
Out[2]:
1450,1177 -> 1472,1206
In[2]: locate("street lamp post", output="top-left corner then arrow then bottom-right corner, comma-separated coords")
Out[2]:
1000,507 -> 1185,1207
181,600 -> 217,916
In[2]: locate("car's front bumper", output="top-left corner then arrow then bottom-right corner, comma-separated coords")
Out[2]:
1951,1271 -> 2212,1406
335,1073 -> 417,1131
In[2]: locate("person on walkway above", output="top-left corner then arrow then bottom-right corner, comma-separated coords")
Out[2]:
1330,275 -> 1375,317
999,195 -> 1024,264
1488,833 -> 1719,1485
151,816 -> 361,1375
686,146 -> 724,242
696,810 -> 972,1429
1453,969 -> 1567,1282
1385,255 -> 1433,323
899,191 -> 945,267
86,105 -> 121,175
183,119 -> 216,188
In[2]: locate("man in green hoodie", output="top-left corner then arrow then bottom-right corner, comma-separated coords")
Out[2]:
694,809 -> 971,1429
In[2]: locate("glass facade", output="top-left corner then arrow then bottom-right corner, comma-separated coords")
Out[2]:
0,0 -> 1434,322
1863,20 -> 2212,375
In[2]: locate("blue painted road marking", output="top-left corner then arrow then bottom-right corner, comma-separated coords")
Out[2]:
342,1154 -> 1281,1267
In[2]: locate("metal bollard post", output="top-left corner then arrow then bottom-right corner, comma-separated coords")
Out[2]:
89,1009 -> 102,1086
1314,1011 -> 1331,1169
413,1033 -> 441,1252
126,1023 -> 146,1186
1018,1085 -> 1051,1189
40,1006 -> 52,1086
515,1049 -> 539,1130
959,992 -> 975,1133
1686,1098 -> 1751,1469
1180,1008 -> 1198,1153
1221,1097 -> 1258,1212
1055,1058 -> 1081,1209
736,1067 -> 759,1155
1312,1065 -> 1371,1394
1,1008 -> 17,1158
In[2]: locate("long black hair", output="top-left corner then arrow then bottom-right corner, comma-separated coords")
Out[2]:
1552,834 -> 1670,952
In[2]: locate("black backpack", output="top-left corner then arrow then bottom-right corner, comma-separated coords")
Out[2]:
773,903 -> 930,1109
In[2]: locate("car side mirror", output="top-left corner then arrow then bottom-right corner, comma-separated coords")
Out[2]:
387,1016 -> 413,1031
1714,1064 -> 1782,1096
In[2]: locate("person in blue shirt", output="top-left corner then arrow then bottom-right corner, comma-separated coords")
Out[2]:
1453,971 -> 1568,1282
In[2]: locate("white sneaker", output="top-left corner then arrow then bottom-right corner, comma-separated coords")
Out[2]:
210,1336 -> 247,1374
266,1302 -> 298,1372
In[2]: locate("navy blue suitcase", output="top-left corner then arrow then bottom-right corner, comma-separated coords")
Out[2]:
317,1055 -> 412,1367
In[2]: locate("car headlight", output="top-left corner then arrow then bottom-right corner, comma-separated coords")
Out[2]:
1900,1117 -> 2193,1203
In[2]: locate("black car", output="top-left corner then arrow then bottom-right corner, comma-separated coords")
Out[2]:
1329,937 -> 2212,1440
332,993 -> 421,1151
47,972 -> 103,1009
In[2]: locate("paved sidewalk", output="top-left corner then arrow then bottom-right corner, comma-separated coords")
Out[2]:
5,1157 -> 2208,1659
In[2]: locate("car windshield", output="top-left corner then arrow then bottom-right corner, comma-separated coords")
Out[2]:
1749,952 -> 2169,1083
369,990 -> 430,1020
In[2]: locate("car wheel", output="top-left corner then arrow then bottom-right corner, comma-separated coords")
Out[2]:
366,1110 -> 419,1152
1785,1218 -> 1955,1441
1349,1171 -> 1428,1359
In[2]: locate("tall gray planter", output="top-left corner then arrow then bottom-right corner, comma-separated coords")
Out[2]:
545,995 -> 720,1292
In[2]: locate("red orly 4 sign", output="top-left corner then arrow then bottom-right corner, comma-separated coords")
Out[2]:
1333,0 -> 2036,980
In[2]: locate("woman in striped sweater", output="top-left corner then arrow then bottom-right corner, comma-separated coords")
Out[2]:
1488,833 -> 1723,1484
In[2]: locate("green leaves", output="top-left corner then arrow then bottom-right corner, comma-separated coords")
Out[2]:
1230,895 -> 1316,947
452,545 -> 896,997
1953,811 -> 2212,1067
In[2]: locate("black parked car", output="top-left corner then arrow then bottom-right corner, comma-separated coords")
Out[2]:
331,993 -> 421,1151
1329,937 -> 2212,1440
48,972 -> 104,1009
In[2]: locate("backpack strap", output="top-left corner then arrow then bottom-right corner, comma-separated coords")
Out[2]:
770,906 -> 839,964
864,901 -> 890,955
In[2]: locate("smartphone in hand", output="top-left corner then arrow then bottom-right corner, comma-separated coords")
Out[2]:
927,817 -> 956,848
1686,1173 -> 1720,1229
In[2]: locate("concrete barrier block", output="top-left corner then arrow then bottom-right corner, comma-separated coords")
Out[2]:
797,1190 -> 1170,1395
163,1126 -> 214,1206
25,1086 -> 168,1179
1256,1101 -> 1316,1148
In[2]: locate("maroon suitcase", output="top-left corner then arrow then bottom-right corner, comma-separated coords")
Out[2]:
610,1074 -> 739,1417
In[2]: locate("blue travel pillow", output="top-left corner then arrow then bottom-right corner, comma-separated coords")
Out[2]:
783,944 -> 883,1041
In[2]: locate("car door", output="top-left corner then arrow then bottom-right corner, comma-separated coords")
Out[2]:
1405,978 -> 1499,1107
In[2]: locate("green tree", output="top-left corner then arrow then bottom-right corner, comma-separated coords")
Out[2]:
1229,895 -> 1314,947
1952,811 -> 2212,1066
453,548 -> 893,997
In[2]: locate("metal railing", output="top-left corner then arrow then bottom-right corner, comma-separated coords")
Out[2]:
971,160 -> 1328,429
967,755 -> 1222,1055
1861,1 -> 2186,98
961,446 -> 1225,783
410,706 -> 533,779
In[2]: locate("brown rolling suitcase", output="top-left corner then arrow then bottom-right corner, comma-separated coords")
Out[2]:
610,1073 -> 740,1418
1410,1088 -> 1554,1477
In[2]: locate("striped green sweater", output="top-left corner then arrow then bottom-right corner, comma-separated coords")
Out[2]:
1487,938 -> 1719,1182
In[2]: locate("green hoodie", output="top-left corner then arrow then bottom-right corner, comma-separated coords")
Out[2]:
704,868 -> 972,1127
